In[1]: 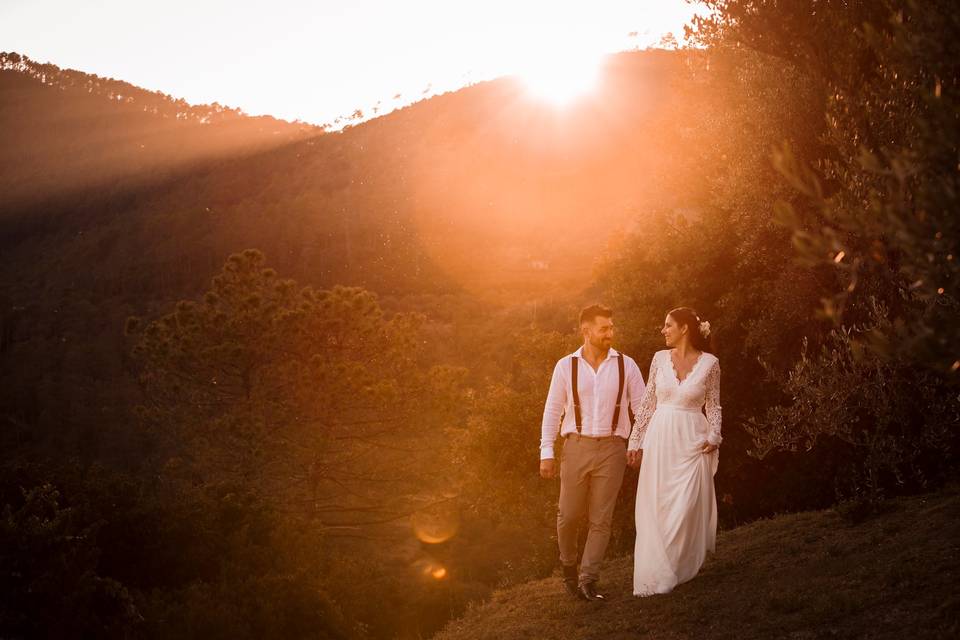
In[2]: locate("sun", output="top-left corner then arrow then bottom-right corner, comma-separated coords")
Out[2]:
516,47 -> 606,107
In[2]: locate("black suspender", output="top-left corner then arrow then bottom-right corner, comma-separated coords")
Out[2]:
570,354 -> 635,435
571,356 -> 583,432
611,354 -> 626,431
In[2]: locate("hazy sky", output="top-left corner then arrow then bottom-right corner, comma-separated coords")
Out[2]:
1,1 -> 704,125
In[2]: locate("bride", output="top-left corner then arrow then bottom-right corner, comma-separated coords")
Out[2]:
627,307 -> 721,596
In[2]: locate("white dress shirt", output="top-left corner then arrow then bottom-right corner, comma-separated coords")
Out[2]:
540,347 -> 646,460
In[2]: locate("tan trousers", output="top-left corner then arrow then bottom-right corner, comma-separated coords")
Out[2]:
557,434 -> 627,584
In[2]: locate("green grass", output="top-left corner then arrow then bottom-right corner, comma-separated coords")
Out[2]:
435,486 -> 960,639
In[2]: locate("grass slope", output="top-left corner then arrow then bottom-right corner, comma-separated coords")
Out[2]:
436,486 -> 960,639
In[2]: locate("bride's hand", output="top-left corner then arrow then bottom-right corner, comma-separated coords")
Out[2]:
701,443 -> 718,454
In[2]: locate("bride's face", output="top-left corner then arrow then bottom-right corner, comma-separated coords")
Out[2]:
661,314 -> 686,347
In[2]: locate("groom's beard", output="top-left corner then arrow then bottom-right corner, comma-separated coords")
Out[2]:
591,337 -> 612,350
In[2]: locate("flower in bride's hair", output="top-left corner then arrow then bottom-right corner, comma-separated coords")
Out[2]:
699,321 -> 711,338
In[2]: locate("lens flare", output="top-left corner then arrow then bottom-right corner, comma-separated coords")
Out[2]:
411,503 -> 460,544
414,558 -> 449,581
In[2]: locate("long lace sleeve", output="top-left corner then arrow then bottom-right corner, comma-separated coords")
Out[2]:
704,359 -> 722,446
628,354 -> 659,451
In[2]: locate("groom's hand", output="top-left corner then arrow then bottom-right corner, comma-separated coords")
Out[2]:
539,459 -> 556,479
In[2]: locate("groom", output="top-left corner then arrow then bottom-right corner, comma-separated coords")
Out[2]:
539,304 -> 645,601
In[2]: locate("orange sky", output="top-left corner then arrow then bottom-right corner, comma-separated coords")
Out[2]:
0,1 -> 705,126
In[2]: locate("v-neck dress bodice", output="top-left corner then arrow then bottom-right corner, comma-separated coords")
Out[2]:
629,349 -> 722,448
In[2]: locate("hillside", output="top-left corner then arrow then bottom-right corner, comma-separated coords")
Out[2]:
435,486 -> 960,640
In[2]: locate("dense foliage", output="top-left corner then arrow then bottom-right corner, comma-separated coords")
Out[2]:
686,0 -> 960,501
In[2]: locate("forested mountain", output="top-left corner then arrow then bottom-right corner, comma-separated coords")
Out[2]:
2,49 -> 702,304
0,48 -> 710,464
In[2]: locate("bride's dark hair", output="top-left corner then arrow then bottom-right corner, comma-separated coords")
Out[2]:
668,307 -> 714,353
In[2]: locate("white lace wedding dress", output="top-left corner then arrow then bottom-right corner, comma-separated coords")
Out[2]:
628,349 -> 722,596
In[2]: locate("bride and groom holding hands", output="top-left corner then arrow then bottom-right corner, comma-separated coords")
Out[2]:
539,304 -> 721,601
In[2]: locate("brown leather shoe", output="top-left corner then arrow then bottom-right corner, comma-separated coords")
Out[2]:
578,582 -> 606,601
562,565 -> 582,599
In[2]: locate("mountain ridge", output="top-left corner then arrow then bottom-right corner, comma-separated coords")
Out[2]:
0,51 -> 319,213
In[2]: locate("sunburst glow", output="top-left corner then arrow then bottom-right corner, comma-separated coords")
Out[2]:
517,47 -> 607,107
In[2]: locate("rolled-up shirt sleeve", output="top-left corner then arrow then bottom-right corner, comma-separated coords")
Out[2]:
539,359 -> 568,460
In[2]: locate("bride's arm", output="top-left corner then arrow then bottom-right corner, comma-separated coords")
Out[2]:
704,359 -> 723,447
628,355 -> 659,451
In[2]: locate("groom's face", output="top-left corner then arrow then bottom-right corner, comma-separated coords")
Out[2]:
583,316 -> 614,350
